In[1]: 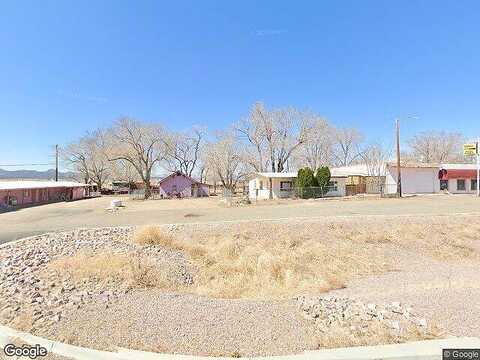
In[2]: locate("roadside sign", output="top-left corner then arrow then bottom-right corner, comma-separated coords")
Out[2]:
463,143 -> 478,156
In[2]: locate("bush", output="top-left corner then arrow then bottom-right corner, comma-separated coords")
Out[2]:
316,166 -> 331,196
134,226 -> 177,248
296,168 -> 317,198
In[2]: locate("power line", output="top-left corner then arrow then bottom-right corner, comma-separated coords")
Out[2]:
0,163 -> 55,167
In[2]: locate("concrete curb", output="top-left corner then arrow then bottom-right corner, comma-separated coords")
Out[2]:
0,324 -> 479,360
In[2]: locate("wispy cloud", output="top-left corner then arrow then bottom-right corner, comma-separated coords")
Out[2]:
57,89 -> 108,104
253,29 -> 287,37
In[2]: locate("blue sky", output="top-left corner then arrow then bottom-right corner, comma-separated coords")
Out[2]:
1,0 -> 479,170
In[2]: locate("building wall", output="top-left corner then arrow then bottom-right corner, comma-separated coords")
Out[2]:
447,178 -> 477,194
248,178 -> 294,200
158,174 -> 208,198
385,166 -> 440,194
327,177 -> 347,197
72,187 -> 86,200
0,186 -> 86,207
248,176 -> 346,200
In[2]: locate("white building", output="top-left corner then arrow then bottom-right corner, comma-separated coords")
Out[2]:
439,163 -> 479,194
385,162 -> 479,195
385,163 -> 440,195
248,171 -> 347,200
249,162 -> 479,200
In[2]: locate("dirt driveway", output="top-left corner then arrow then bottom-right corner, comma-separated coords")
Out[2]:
1,194 -> 480,244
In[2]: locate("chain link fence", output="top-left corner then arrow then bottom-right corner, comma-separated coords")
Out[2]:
129,189 -> 165,200
294,186 -> 337,199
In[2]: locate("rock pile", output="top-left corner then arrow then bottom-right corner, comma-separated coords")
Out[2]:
0,227 -> 192,334
295,295 -> 429,336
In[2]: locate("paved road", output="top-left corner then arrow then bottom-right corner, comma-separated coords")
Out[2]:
1,194 -> 480,244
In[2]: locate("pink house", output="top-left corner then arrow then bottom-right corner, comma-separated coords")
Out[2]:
0,181 -> 89,208
158,172 -> 209,198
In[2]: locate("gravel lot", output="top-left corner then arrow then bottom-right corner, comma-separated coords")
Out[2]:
2,214 -> 479,356
328,249 -> 480,337
49,292 -> 316,357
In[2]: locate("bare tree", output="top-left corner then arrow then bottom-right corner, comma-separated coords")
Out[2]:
299,117 -> 334,169
106,117 -> 166,199
61,130 -> 111,189
235,102 -> 268,172
332,127 -> 364,166
361,141 -> 391,176
86,130 -> 111,190
163,127 -> 205,177
61,141 -> 90,184
407,131 -> 464,163
109,159 -> 139,184
204,132 -> 249,191
235,102 -> 313,172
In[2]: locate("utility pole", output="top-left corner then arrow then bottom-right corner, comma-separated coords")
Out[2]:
477,139 -> 479,197
55,144 -> 59,182
396,119 -> 402,197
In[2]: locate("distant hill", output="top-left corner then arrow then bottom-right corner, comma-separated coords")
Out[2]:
0,168 -> 78,180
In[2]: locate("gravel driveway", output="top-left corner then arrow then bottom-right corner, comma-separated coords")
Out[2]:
329,248 -> 480,337
46,292 -> 316,357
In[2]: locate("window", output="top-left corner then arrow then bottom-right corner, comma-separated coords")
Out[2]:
24,189 -> 30,197
259,180 -> 263,190
328,181 -> 338,191
472,179 -> 478,191
280,181 -> 293,191
440,180 -> 448,190
457,179 -> 466,191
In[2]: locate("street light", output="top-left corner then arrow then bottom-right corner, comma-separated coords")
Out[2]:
395,115 -> 419,197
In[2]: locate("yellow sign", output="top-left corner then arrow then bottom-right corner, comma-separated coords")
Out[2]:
463,143 -> 478,156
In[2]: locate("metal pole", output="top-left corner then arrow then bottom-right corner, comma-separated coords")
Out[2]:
55,144 -> 59,182
477,140 -> 479,197
396,119 -> 402,197
269,177 -> 273,199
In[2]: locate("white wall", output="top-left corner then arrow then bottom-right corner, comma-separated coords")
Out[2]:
325,177 -> 346,197
249,177 -> 295,200
248,176 -> 346,199
447,178 -> 477,194
385,166 -> 440,194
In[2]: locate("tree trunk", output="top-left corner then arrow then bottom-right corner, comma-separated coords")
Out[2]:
144,180 -> 152,199
144,171 -> 152,199
277,162 -> 284,172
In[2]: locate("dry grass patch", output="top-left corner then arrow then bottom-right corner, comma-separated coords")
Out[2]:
49,251 -> 131,282
48,250 -> 180,289
134,226 -> 178,248
334,218 -> 480,261
132,216 -> 480,299
133,225 -> 389,299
